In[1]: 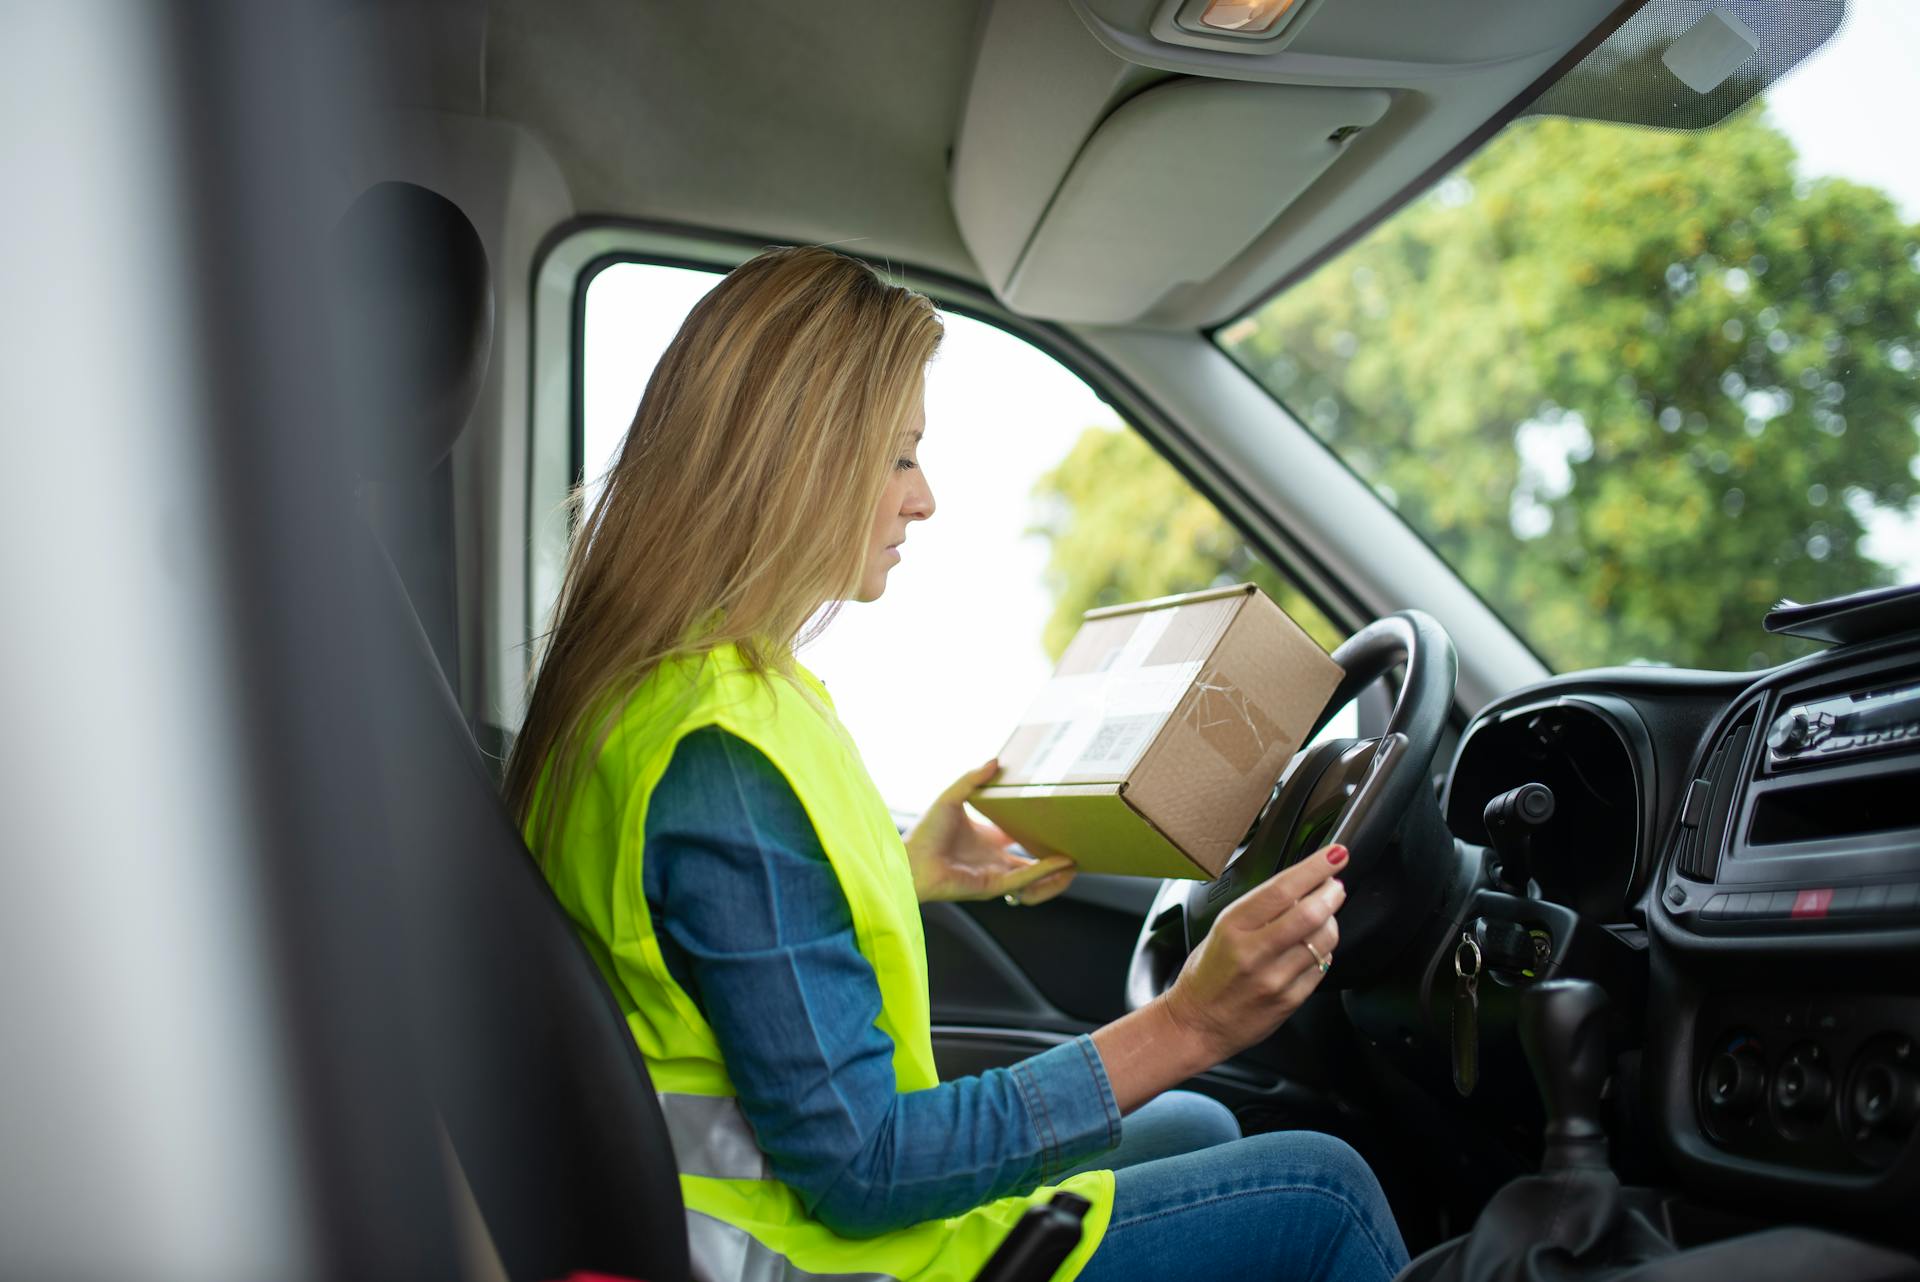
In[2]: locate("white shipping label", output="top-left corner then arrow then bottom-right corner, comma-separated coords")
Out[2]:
1014,660 -> 1202,728
1028,719 -> 1101,783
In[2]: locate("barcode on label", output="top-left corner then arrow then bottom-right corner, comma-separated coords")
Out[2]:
1073,715 -> 1157,774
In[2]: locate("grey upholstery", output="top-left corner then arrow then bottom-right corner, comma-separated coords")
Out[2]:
334,181 -> 690,1282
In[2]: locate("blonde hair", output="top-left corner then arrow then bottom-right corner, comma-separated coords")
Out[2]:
504,246 -> 943,848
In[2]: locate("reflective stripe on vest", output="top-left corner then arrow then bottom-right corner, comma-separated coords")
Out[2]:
659,1092 -> 769,1182
686,1210 -> 893,1282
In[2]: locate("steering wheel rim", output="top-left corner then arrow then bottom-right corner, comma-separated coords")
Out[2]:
1310,610 -> 1456,855
1125,609 -> 1457,1006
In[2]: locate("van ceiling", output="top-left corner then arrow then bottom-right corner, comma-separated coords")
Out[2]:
383,0 -> 1629,329
482,0 -> 985,279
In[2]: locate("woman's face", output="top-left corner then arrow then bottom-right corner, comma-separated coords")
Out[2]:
854,399 -> 934,603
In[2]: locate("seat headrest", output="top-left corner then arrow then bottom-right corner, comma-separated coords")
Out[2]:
331,182 -> 494,482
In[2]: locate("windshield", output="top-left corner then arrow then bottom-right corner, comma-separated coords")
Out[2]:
1218,0 -> 1920,673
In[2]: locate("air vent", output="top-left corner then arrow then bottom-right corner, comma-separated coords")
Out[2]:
1676,708 -> 1756,881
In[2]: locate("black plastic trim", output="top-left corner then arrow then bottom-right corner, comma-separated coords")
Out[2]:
1443,692 -> 1654,914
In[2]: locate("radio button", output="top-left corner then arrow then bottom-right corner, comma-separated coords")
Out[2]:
1764,890 -> 1798,916
1767,709 -> 1811,753
1857,884 -> 1890,915
1830,886 -> 1864,915
1702,894 -> 1731,920
1885,883 -> 1918,914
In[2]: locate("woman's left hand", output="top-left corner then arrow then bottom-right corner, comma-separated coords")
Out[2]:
905,758 -> 1077,905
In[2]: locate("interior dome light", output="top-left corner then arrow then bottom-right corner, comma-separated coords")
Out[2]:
1196,0 -> 1299,33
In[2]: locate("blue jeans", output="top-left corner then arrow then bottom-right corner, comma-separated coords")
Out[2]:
1068,1092 -> 1409,1282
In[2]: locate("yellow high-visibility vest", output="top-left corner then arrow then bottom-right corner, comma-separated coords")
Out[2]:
529,642 -> 1115,1281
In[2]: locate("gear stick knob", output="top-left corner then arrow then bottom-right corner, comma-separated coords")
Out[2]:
1518,979 -> 1611,1171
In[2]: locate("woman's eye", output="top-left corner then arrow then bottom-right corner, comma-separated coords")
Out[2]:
895,457 -> 918,472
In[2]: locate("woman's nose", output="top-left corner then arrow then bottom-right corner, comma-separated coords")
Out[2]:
906,473 -> 935,521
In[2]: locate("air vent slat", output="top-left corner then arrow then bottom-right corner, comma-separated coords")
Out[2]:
1677,710 -> 1755,882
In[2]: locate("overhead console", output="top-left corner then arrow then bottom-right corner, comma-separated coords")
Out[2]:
995,79 -> 1388,324
949,0 -> 1620,325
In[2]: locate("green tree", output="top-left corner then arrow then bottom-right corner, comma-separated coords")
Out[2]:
1047,105 -> 1920,671
1029,426 -> 1345,659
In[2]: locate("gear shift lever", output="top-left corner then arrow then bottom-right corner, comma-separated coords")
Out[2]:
1414,975 -> 1912,1280
1519,979 -> 1611,1171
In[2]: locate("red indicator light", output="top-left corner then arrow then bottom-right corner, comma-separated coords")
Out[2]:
1791,888 -> 1832,919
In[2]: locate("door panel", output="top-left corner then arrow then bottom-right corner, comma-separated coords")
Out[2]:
938,874 -> 1155,1028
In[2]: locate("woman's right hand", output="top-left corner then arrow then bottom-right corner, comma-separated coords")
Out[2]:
1159,843 -> 1347,1064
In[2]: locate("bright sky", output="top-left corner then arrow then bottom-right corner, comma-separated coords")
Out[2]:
577,1 -> 1916,808
1763,0 -> 1920,581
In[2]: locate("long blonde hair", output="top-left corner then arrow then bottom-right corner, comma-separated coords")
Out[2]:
504,246 -> 943,848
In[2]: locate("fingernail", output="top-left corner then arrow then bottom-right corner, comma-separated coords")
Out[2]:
1326,845 -> 1348,868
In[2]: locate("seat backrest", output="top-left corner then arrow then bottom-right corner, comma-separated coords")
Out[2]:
331,180 -> 490,692
334,181 -> 689,1282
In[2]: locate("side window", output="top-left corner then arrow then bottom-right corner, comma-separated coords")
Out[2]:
578,261 -> 1353,812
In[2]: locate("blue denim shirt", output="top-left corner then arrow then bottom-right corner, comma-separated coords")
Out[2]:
643,725 -> 1122,1238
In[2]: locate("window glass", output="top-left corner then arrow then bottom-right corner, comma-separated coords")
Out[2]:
1218,1 -> 1920,673
581,262 -> 1353,811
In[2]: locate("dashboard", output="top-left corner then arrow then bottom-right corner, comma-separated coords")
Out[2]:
1438,630 -> 1920,1228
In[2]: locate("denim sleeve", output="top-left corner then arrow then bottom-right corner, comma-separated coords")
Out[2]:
642,726 -> 1122,1238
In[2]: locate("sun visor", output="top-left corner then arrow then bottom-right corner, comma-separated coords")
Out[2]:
991,79 -> 1388,325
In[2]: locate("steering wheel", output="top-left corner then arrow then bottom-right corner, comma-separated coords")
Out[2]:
1125,610 -> 1457,1005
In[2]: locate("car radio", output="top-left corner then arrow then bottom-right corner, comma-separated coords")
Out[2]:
1665,655 -> 1920,934
1765,680 -> 1920,766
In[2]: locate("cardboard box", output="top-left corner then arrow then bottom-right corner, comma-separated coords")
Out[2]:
972,584 -> 1344,880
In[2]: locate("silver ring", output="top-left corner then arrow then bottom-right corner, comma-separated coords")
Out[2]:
1003,891 -> 1022,908
1305,939 -> 1331,973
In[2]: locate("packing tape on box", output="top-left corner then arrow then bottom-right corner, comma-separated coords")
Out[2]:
1091,604 -> 1177,673
1016,661 -> 1202,727
1183,666 -> 1287,775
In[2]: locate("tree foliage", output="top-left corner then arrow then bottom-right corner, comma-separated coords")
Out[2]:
1040,105 -> 1920,671
1028,427 -> 1345,659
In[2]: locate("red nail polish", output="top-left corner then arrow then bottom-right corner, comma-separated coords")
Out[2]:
1326,845 -> 1348,868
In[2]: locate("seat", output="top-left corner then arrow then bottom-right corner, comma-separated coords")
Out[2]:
333,181 -> 691,1282
332,181 -> 1089,1282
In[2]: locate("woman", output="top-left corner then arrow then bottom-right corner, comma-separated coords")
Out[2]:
505,247 -> 1408,1282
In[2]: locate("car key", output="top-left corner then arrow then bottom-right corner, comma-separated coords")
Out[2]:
1452,932 -> 1481,1097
